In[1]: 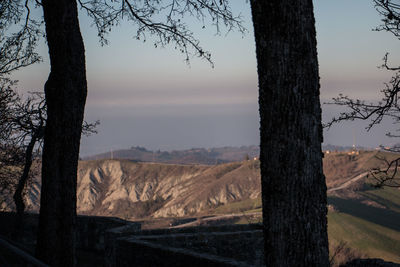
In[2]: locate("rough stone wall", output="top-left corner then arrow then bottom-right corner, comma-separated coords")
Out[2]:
340,259 -> 400,267
137,230 -> 263,264
105,223 -> 143,267
109,224 -> 264,267
0,212 -> 137,253
116,239 -> 251,267
75,215 -> 139,251
1,213 -> 399,267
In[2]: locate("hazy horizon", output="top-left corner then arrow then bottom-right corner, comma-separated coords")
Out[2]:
10,0 -> 400,157
82,142 -> 385,159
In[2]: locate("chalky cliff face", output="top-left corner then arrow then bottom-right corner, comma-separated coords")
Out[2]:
13,150 -> 395,219
25,159 -> 261,219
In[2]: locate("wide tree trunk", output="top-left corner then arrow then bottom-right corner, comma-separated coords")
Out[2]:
250,0 -> 329,266
36,1 -> 87,266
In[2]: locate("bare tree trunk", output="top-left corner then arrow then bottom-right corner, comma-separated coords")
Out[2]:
250,0 -> 329,266
13,132 -> 38,240
35,0 -> 87,266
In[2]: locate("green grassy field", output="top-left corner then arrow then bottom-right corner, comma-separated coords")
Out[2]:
213,187 -> 400,264
327,187 -> 400,263
328,211 -> 400,262
213,197 -> 262,214
360,187 -> 400,213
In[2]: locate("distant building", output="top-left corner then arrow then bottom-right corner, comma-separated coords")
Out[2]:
347,151 -> 359,155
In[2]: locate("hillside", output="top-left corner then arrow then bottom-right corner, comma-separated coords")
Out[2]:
327,187 -> 400,263
2,150 -> 400,263
323,150 -> 400,188
323,150 -> 400,263
22,159 -> 261,219
10,149 -> 400,218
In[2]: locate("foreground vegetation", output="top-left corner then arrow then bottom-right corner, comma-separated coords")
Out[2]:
328,211 -> 400,263
214,184 -> 400,265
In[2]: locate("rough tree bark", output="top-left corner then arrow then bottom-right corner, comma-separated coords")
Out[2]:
35,0 -> 87,266
250,0 -> 329,266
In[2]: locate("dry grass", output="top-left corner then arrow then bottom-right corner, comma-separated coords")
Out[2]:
324,150 -> 400,188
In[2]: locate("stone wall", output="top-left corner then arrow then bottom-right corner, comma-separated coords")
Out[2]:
116,239 -> 252,267
107,224 -> 264,267
2,213 -> 399,267
341,259 -> 400,267
0,212 -> 139,253
75,215 -> 140,251
137,230 -> 263,264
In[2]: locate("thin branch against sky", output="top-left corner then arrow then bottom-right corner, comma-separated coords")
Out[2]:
9,0 -> 400,155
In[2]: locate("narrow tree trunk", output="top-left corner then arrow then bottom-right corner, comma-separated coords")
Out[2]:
36,1 -> 87,266
250,0 -> 329,266
13,132 -> 38,240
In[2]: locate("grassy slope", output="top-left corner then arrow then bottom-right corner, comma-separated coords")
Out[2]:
323,152 -> 400,262
360,187 -> 400,213
214,187 -> 400,263
323,150 -> 400,188
328,211 -> 400,262
213,197 -> 262,214
81,152 -> 400,262
328,187 -> 400,262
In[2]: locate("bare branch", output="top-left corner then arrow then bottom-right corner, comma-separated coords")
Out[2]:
77,0 -> 246,65
374,0 -> 400,40
0,86 -> 98,213
325,0 -> 400,188
0,0 -> 43,76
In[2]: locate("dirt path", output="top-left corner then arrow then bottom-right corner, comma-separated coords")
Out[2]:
171,171 -> 371,229
169,212 -> 262,228
327,172 -> 369,193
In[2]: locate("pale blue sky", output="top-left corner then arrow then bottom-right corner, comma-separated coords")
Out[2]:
10,0 -> 400,155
